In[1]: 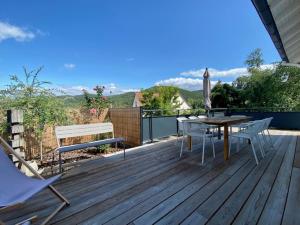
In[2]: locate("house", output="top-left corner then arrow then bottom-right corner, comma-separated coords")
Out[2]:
132,91 -> 191,110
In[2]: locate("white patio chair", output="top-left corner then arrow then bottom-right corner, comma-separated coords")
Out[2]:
197,115 -> 219,138
180,121 -> 215,165
261,117 -> 274,149
229,120 -> 265,165
0,137 -> 70,225
230,115 -> 249,133
176,117 -> 188,143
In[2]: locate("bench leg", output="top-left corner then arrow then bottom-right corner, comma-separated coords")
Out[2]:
123,142 -> 126,159
59,152 -> 62,173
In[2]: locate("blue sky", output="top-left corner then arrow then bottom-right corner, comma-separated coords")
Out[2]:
0,0 -> 280,95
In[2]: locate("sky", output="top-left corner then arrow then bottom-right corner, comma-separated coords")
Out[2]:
0,0 -> 280,95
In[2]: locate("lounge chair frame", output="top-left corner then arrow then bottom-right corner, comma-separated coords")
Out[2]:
0,136 -> 70,225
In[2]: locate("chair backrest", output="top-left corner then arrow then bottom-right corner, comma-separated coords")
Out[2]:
176,117 -> 188,131
263,117 -> 273,129
245,120 -> 265,134
0,146 -> 32,207
182,121 -> 207,135
55,122 -> 114,147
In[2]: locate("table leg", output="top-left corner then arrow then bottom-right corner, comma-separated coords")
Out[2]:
218,126 -> 221,140
224,124 -> 229,160
188,136 -> 192,151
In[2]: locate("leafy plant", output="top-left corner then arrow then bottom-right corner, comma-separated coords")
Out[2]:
0,67 -> 69,158
82,85 -> 110,117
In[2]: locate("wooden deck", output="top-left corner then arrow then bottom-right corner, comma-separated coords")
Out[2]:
1,130 -> 300,225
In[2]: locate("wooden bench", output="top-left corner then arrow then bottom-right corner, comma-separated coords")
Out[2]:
55,122 -> 125,172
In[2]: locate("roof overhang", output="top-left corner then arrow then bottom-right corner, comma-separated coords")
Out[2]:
252,0 -> 300,64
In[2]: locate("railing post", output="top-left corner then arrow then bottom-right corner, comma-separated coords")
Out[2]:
176,109 -> 180,135
149,111 -> 153,143
140,107 -> 143,145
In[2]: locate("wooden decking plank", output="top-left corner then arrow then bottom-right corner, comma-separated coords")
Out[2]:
139,159 -> 254,225
75,153 -> 229,224
203,132 -> 291,225
104,152 -> 250,225
152,157 -> 251,225
81,146 -> 229,225
2,144 -> 180,221
134,157 -> 251,225
231,133 -> 294,225
29,141 -> 222,224
7,152 -> 193,224
56,154 -> 212,225
281,167 -> 300,225
293,136 -> 300,168
2,130 -> 299,225
184,160 -> 257,225
257,135 -> 297,225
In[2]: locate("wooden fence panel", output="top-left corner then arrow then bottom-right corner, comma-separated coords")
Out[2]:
109,107 -> 141,147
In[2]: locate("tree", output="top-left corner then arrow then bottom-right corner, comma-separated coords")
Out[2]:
141,86 -> 181,115
82,85 -> 110,117
0,67 -> 68,158
211,81 -> 244,108
245,48 -> 264,72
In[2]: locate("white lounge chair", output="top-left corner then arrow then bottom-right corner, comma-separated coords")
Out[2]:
0,137 -> 69,225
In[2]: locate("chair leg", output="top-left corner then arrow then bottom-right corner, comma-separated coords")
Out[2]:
266,129 -> 275,149
250,138 -> 259,165
256,135 -> 265,158
229,136 -> 232,157
210,137 -> 215,158
202,136 -> 206,165
15,216 -> 38,225
59,152 -> 62,173
123,142 -> 126,159
180,136 -> 184,158
261,132 -> 268,147
41,202 -> 67,225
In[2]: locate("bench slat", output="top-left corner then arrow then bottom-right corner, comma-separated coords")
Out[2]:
57,138 -> 125,153
55,123 -> 114,139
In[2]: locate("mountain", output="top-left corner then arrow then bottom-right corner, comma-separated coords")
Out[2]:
58,92 -> 136,108
57,87 -> 203,108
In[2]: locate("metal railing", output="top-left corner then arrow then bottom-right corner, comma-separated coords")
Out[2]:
141,107 -> 300,143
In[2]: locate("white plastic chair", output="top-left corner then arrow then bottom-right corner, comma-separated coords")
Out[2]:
197,115 -> 219,129
180,121 -> 215,165
229,120 -> 265,165
261,117 -> 274,149
176,117 -> 188,143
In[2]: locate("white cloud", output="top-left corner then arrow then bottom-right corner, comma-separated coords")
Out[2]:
0,21 -> 35,42
64,63 -> 76,69
180,64 -> 274,79
57,85 -> 93,95
155,77 -> 218,91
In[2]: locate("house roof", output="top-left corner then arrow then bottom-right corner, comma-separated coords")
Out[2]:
252,0 -> 300,64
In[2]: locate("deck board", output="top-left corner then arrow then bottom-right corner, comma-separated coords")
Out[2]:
1,130 -> 299,225
203,131 -> 288,225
